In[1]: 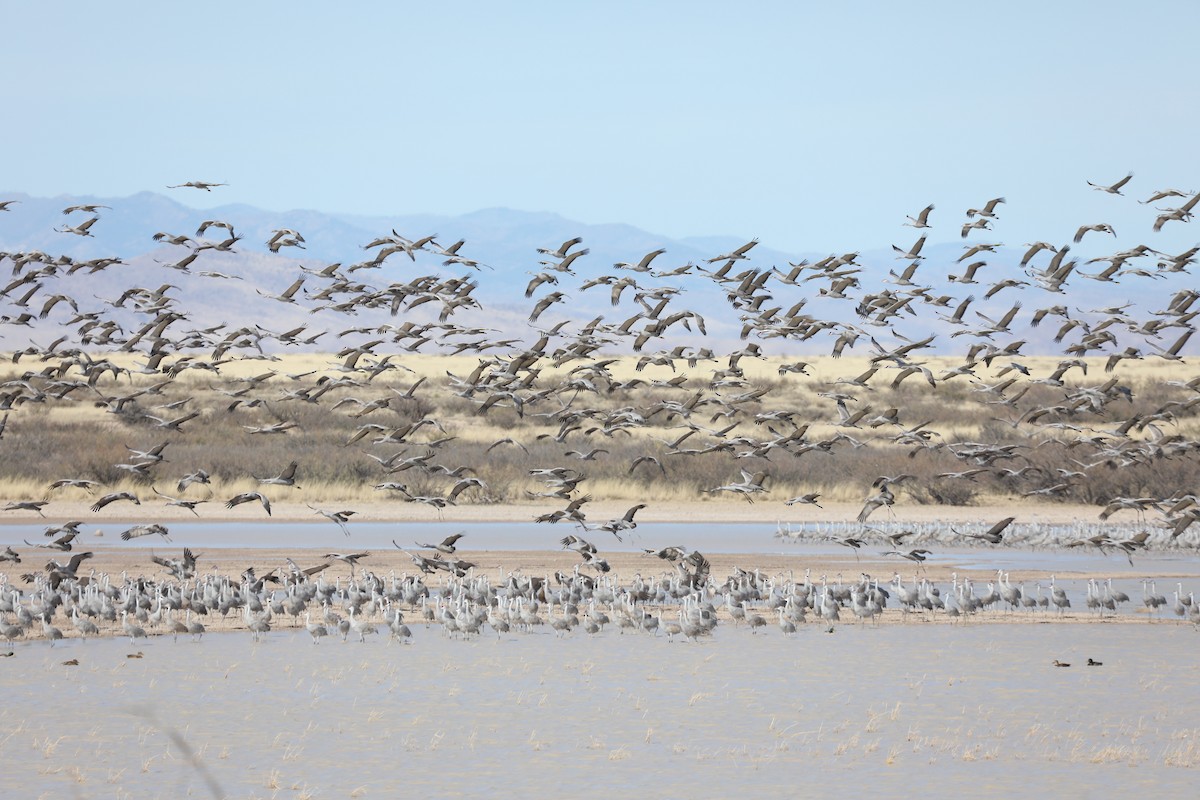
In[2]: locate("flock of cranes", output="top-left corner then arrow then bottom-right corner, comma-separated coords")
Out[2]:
3,535 -> 1197,651
1,174 -> 1200,643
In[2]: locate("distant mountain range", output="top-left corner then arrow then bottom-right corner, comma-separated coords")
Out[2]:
0,190 -> 1193,356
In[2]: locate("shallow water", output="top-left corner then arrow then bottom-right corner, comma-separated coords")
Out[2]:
3,519 -> 1196,567
2,623 -> 1197,797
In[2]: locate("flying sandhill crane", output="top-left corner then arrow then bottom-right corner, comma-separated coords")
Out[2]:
150,547 -> 198,579
153,486 -> 208,515
3,500 -> 50,516
705,239 -> 758,263
536,237 -> 584,259
120,523 -> 170,541
954,516 -> 1017,544
595,503 -> 648,541
966,197 -> 1005,218
176,469 -> 211,493
325,551 -> 370,578
892,235 -> 926,260
167,181 -> 227,190
414,532 -> 464,554
1087,173 -> 1133,195
1073,223 -> 1116,243
257,460 -> 300,488
705,471 -> 769,503
47,478 -> 99,494
614,248 -> 667,272
91,491 -> 140,512
1153,193 -> 1200,232
62,203 -> 110,215
857,475 -> 908,523
784,492 -> 823,508
225,491 -> 272,516
308,504 -> 355,536
904,204 -> 934,228
54,216 -> 100,237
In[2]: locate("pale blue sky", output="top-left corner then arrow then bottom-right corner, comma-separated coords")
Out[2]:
5,2 -> 1198,253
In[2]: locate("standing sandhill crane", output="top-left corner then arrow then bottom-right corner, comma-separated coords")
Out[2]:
166,611 -> 189,643
745,604 -> 767,633
71,608 -> 99,641
245,607 -> 271,642
777,607 -> 796,636
122,612 -> 148,644
42,618 -> 64,647
305,611 -> 328,644
184,611 -> 205,641
390,610 -> 413,644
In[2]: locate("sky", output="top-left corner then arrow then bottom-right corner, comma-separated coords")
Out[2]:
4,2 -> 1199,254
